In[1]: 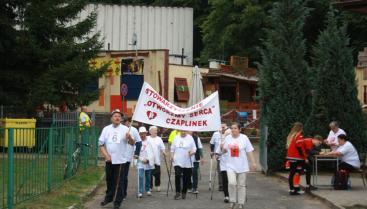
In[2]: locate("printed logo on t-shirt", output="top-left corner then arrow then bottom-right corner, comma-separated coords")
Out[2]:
229,143 -> 239,157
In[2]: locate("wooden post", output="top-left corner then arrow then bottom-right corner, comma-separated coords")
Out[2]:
236,81 -> 240,110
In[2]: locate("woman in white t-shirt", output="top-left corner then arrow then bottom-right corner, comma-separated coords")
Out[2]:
222,122 -> 256,209
148,126 -> 166,192
216,128 -> 231,203
170,131 -> 196,200
324,134 -> 360,171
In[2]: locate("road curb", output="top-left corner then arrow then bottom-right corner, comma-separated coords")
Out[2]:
273,173 -> 345,209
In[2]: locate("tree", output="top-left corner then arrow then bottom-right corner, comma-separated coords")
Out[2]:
257,0 -> 311,171
0,0 -> 26,106
14,0 -> 105,110
200,0 -> 273,66
305,9 -> 367,153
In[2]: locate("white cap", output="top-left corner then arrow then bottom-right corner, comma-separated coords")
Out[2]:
139,126 -> 147,133
149,126 -> 158,132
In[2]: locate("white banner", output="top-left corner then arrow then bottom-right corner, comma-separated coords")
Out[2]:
132,82 -> 221,131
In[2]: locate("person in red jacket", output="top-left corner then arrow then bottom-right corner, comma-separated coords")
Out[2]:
286,122 -> 323,195
286,122 -> 305,195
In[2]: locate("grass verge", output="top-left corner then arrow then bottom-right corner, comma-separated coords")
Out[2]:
14,166 -> 104,209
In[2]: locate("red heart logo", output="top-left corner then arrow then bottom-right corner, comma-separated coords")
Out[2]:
146,111 -> 157,120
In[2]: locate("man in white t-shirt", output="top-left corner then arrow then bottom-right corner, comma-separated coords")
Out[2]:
99,109 -> 134,209
148,126 -> 166,192
210,123 -> 229,191
171,131 -> 196,200
324,134 -> 360,171
325,121 -> 346,151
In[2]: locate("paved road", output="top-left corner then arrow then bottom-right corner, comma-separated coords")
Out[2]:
84,144 -> 331,209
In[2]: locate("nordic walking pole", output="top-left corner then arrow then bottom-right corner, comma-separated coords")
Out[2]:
209,156 -> 213,191
210,158 -> 218,200
166,157 -> 174,197
114,164 -> 123,202
163,154 -> 173,196
188,151 -> 197,199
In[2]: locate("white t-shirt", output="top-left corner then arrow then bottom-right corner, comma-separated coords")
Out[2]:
137,139 -> 155,170
223,134 -> 254,173
98,124 -> 130,164
327,128 -> 346,150
215,144 -> 228,171
336,141 -> 360,168
124,126 -> 141,162
148,135 -> 166,166
171,134 -> 197,168
192,136 -> 203,163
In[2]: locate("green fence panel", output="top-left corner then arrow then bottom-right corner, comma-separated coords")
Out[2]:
0,126 -> 100,209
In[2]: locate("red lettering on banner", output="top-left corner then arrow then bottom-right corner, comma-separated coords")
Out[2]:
165,118 -> 208,127
189,108 -> 213,117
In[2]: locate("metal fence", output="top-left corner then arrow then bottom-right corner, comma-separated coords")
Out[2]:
0,126 -> 99,209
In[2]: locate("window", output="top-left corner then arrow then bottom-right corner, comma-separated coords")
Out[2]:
364,85 -> 367,104
174,78 -> 189,102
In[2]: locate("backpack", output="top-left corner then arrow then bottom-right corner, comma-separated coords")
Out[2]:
333,169 -> 349,190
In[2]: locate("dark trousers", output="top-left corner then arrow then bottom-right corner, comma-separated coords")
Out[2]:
192,162 -> 199,190
339,162 -> 356,172
122,162 -> 130,198
303,161 -> 312,185
221,171 -> 229,197
174,166 -> 192,194
151,164 -> 161,189
105,162 -> 126,205
288,160 -> 303,191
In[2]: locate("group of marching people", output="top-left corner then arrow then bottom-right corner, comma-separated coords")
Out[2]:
98,109 -> 257,209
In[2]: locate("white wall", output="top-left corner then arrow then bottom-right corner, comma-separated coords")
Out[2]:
79,4 -> 193,65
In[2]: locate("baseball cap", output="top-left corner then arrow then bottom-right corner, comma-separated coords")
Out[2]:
139,126 -> 147,133
111,109 -> 124,117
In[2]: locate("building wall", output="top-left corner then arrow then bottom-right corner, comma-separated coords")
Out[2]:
79,4 -> 194,65
87,50 -> 167,114
356,67 -> 367,105
356,48 -> 367,105
168,65 -> 208,106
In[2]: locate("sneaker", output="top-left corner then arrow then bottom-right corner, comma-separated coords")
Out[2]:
224,196 -> 229,203
113,202 -> 121,209
137,193 -> 143,198
147,191 -> 152,196
238,204 -> 244,209
308,185 -> 318,191
156,186 -> 161,192
174,192 -> 181,200
188,189 -> 193,193
290,190 -> 301,195
182,193 -> 186,199
228,203 -> 235,209
100,199 -> 112,206
193,190 -> 199,194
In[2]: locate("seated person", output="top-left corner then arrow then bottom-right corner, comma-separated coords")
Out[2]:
324,121 -> 346,151
323,134 -> 360,172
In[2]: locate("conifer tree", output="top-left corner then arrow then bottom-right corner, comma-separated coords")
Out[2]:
305,9 -> 367,152
257,0 -> 311,171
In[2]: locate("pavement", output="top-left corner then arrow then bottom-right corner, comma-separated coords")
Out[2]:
84,142 -> 334,209
277,172 -> 367,209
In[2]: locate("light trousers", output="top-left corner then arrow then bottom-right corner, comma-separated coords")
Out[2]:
227,170 -> 247,205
